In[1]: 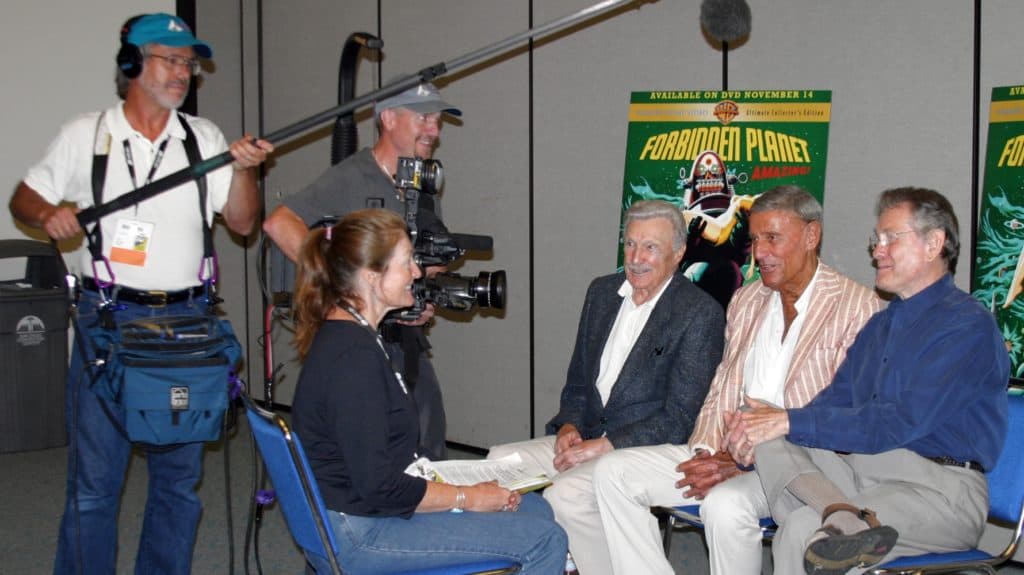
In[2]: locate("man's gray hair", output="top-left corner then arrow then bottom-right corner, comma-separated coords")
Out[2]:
750,185 -> 823,224
876,187 -> 960,273
750,185 -> 824,255
624,200 -> 687,251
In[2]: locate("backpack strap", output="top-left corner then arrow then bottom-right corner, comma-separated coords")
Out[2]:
87,112 -> 114,288
176,114 -> 214,275
87,112 -> 214,291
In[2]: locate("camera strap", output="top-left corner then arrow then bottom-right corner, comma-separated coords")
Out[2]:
403,187 -> 420,242
399,327 -> 422,391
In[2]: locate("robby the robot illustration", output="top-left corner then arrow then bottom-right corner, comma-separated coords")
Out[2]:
678,150 -> 758,309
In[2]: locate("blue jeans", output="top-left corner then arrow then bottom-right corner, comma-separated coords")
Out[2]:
310,493 -> 567,575
54,290 -> 208,575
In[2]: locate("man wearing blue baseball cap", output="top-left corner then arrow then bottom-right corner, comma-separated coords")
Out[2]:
264,82 -> 461,461
10,12 -> 272,574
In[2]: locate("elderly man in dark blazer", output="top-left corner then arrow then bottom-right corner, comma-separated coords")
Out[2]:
489,200 -> 725,574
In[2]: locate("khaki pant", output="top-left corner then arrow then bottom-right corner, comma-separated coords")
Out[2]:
755,439 -> 988,574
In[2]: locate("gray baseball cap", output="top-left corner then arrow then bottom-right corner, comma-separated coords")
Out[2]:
374,82 -> 462,117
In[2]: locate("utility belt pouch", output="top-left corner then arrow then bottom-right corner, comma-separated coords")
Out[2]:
88,314 -> 242,445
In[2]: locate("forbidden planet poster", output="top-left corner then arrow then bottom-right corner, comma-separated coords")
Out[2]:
618,90 -> 832,310
972,85 -> 1024,380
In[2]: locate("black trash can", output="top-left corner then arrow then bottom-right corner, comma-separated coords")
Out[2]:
0,239 -> 69,452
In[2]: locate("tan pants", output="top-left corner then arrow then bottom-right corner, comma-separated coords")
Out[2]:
755,439 -> 989,574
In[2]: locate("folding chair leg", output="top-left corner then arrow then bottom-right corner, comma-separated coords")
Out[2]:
663,514 -> 677,555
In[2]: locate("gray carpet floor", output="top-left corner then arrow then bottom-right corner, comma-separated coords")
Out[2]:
3,410 -> 303,575
4,411 -> 1023,574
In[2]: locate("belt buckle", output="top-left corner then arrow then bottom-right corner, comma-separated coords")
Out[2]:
148,290 -> 169,307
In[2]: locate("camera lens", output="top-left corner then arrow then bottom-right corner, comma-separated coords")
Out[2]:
420,159 -> 444,195
473,270 -> 506,309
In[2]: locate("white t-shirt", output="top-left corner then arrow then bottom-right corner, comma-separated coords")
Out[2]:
24,102 -> 233,291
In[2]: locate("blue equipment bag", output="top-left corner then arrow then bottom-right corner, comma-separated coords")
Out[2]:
88,314 -> 242,445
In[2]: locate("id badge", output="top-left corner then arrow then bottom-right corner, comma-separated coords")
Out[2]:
109,218 -> 154,267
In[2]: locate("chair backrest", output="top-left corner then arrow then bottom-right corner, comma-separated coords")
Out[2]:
242,393 -> 343,574
986,394 -> 1024,524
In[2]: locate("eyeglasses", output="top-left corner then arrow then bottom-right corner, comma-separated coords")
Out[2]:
868,229 -> 916,251
146,53 -> 201,75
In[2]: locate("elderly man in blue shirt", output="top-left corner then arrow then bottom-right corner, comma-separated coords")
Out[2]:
725,187 -> 1010,574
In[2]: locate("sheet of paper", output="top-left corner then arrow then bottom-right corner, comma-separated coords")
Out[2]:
405,453 -> 551,492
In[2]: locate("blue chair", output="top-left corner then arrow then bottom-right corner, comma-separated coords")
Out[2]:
241,393 -> 521,575
660,503 -> 776,556
867,394 -> 1024,574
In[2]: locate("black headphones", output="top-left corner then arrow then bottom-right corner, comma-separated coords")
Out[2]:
116,15 -> 145,79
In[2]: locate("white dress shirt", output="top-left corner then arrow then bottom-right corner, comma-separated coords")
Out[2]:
742,265 -> 820,407
595,276 -> 674,406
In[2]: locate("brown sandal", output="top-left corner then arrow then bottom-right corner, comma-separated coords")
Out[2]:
803,504 -> 899,574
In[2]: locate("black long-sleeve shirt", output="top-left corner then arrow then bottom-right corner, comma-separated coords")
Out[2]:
292,321 -> 427,518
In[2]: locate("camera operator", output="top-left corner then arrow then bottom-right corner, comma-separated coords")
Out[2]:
264,82 -> 460,459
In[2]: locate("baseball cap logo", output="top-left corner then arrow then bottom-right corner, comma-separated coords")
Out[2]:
417,85 -> 433,96
168,19 -> 185,32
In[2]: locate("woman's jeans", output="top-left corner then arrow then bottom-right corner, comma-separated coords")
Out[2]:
309,493 -> 568,575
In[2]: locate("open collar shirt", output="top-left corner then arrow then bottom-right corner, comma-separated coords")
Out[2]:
743,265 -> 820,408
595,275 -> 674,406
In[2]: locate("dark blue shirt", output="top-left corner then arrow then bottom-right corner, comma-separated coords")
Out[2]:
788,275 -> 1009,471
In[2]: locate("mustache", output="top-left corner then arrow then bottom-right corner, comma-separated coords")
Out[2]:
626,264 -> 652,275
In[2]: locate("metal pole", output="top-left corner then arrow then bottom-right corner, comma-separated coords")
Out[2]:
78,0 -> 647,226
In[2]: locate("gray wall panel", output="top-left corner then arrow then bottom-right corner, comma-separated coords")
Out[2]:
260,1 -> 383,405
532,0 -> 721,433
732,0 -> 974,287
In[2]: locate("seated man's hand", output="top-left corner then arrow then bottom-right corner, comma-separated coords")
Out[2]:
553,437 -> 612,473
675,449 -> 744,500
723,397 -> 789,467
554,423 -> 583,455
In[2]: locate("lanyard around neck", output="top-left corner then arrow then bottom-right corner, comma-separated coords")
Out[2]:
122,137 -> 170,191
343,304 -> 409,395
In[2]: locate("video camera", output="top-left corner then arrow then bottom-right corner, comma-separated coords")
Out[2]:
396,156 -> 444,196
389,157 -> 506,322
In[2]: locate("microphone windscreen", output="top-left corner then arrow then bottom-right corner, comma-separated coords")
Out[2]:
451,233 -> 493,252
700,0 -> 752,43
